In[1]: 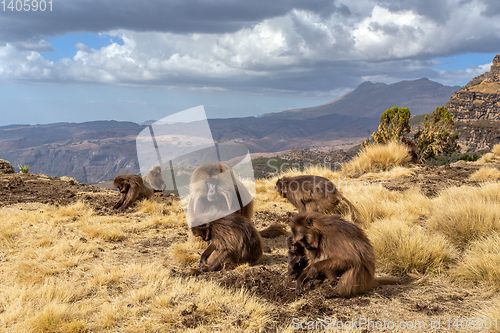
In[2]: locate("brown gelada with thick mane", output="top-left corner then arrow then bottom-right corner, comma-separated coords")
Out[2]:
113,174 -> 154,210
276,175 -> 362,224
289,212 -> 404,297
190,212 -> 263,273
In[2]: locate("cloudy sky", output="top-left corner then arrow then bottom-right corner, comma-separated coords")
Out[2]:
0,0 -> 499,126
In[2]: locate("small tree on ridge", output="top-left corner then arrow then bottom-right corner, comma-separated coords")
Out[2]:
372,106 -> 411,144
414,106 -> 459,162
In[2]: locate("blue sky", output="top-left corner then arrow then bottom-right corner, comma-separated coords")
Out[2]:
41,33 -> 124,62
0,0 -> 499,126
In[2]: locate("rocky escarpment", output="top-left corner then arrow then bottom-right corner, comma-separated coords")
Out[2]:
446,55 -> 500,152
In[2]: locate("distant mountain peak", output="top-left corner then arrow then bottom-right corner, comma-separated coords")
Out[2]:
267,78 -> 459,120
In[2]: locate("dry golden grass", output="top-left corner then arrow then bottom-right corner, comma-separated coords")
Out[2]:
427,183 -> 500,247
168,235 -> 206,265
474,152 -> 499,165
480,298 -> 500,332
467,81 -> 500,93
4,163 -> 500,331
340,182 -> 432,225
279,163 -> 344,179
369,217 -> 456,275
342,141 -> 411,178
452,233 -> 500,289
493,143 -> 500,156
469,166 -> 500,181
358,165 -> 415,180
0,198 -> 277,332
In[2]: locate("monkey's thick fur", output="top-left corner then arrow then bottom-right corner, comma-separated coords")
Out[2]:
276,175 -> 362,225
289,212 -> 403,297
191,213 -> 263,272
113,174 -> 154,210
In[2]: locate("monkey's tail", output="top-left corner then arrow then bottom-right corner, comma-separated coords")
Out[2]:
259,223 -> 288,238
373,277 -> 408,287
337,192 -> 363,226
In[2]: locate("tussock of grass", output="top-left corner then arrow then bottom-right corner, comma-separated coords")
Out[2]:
481,298 -> 500,332
59,176 -> 79,184
474,152 -> 499,165
279,164 -> 344,179
98,303 -> 122,329
340,183 -> 432,224
342,141 -> 411,177
135,198 -> 177,216
492,143 -> 500,156
79,223 -> 126,242
469,166 -> 500,181
34,277 -> 91,304
168,236 -> 206,265
0,224 -> 18,245
45,201 -> 94,222
254,178 -> 294,212
90,266 -> 123,288
359,166 -> 415,180
427,184 -> 500,246
452,233 -> 500,289
29,302 -> 87,333
369,217 -> 456,275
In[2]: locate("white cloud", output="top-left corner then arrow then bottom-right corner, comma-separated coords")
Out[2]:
75,43 -> 92,53
0,1 -> 499,92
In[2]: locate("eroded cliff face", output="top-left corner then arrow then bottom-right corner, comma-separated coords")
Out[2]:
446,55 -> 500,152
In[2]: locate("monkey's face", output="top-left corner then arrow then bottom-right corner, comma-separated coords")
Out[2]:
290,216 -> 320,250
291,226 -> 308,248
287,235 -> 305,255
205,178 -> 219,202
151,166 -> 161,176
275,178 -> 287,197
114,179 -> 129,193
191,224 -> 211,241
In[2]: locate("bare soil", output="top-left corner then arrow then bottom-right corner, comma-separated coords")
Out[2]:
0,173 -> 176,215
378,164 -> 484,197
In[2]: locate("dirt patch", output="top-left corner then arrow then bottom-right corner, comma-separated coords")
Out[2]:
380,164 -> 485,197
215,266 -> 297,304
0,173 -> 177,214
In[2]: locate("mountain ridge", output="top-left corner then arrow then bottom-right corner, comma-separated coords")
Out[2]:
0,78 -> 460,183
263,78 -> 460,120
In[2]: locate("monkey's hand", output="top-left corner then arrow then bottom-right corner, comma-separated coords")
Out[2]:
295,280 -> 304,296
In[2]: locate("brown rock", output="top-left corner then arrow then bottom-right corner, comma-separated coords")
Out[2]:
0,159 -> 15,174
446,54 -> 500,152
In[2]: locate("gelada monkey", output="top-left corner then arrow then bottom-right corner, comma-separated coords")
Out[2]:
286,234 -> 308,279
276,175 -> 362,224
289,212 -> 404,297
188,162 -> 253,220
190,213 -> 263,272
142,165 -> 166,192
113,175 -> 153,210
188,162 -> 286,238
